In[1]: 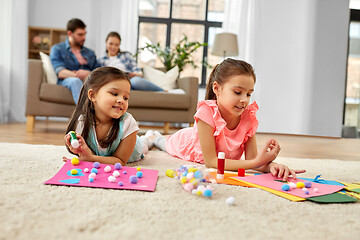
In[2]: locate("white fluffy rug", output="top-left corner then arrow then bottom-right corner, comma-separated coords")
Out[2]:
0,143 -> 359,240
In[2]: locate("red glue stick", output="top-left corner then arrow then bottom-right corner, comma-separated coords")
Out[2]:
217,152 -> 225,179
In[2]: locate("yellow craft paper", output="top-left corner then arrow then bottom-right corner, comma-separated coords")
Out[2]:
230,177 -> 305,202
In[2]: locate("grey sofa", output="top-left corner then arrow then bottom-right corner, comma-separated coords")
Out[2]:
25,59 -> 198,133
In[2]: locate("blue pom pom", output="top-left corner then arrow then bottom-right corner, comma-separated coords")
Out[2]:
123,171 -> 127,174
136,171 -> 143,178
93,162 -> 100,169
118,182 -> 123,186
91,168 -> 98,174
129,175 -> 138,184
88,178 -> 94,183
194,171 -> 203,179
203,189 -> 213,197
115,163 -> 122,170
281,184 -> 290,191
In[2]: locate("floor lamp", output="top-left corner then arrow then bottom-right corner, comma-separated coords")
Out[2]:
211,33 -> 239,58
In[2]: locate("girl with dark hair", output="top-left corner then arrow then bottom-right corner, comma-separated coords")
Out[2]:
151,58 -> 305,180
64,67 -> 151,165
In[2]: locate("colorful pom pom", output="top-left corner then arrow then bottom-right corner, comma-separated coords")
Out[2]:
113,170 -> 120,178
88,177 -> 94,183
93,162 -> 100,169
91,168 -> 98,174
282,184 -> 290,191
136,171 -> 143,178
71,157 -> 79,166
296,182 -> 305,188
118,182 -> 124,186
104,166 -> 111,173
115,163 -> 122,170
70,169 -> 78,175
136,167 -> 141,171
226,197 -> 235,205
108,176 -> 116,182
129,175 -> 138,184
84,168 -> 89,173
304,181 -> 312,188
203,189 -> 213,197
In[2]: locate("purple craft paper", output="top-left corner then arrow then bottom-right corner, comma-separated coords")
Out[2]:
231,173 -> 344,198
44,160 -> 158,192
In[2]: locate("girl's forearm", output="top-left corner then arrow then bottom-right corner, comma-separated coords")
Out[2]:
204,156 -> 263,171
86,155 -> 126,165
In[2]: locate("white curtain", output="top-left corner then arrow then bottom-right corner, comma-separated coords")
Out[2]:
222,0 -> 259,65
0,0 -> 28,123
89,0 -> 139,59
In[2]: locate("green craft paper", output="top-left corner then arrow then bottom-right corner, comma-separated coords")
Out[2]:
349,188 -> 360,194
307,192 -> 358,203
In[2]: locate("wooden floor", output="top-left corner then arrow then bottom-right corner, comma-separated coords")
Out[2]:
0,120 -> 359,161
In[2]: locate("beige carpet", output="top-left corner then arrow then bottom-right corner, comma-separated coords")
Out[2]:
0,143 -> 359,240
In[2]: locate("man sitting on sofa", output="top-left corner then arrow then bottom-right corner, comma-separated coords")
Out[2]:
50,18 -> 100,104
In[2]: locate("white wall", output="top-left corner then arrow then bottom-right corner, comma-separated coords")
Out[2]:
253,0 -> 349,137
28,0 -> 95,50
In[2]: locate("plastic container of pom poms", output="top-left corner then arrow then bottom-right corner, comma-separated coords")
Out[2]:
166,165 -> 216,198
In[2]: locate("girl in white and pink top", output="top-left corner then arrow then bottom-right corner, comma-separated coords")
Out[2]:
152,58 -> 305,180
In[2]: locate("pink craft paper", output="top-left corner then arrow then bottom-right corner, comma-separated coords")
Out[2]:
44,160 -> 158,192
231,173 -> 344,198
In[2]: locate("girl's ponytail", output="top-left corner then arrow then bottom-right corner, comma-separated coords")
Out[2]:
205,64 -> 219,100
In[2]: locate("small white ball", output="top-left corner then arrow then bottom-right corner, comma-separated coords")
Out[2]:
108,176 -> 116,182
197,185 -> 206,192
84,168 -> 89,173
191,189 -> 197,195
313,188 -> 319,193
302,187 -> 308,192
113,170 -> 120,177
289,182 -> 297,189
88,173 -> 96,179
104,165 -> 112,173
226,197 -> 235,206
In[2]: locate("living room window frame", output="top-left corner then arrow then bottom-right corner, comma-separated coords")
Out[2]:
137,0 -> 222,86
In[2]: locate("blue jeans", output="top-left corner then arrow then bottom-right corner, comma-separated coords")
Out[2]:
57,77 -> 83,104
130,76 -> 164,91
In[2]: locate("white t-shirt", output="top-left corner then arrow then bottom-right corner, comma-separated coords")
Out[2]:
75,113 -> 139,154
105,56 -> 128,73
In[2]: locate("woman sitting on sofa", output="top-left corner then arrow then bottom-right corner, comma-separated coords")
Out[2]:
98,31 -> 164,91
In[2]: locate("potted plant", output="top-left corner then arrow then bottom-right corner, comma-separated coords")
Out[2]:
137,35 -> 208,73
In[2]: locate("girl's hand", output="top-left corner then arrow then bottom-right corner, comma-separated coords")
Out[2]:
64,132 -> 81,154
64,132 -> 94,161
256,139 -> 281,167
269,162 -> 306,181
74,135 -> 95,162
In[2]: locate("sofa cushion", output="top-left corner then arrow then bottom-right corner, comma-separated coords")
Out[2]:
39,52 -> 58,84
39,83 -> 75,105
143,66 -> 179,91
129,90 -> 190,110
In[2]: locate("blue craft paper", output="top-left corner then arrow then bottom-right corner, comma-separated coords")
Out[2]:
59,178 -> 80,184
298,177 -> 344,186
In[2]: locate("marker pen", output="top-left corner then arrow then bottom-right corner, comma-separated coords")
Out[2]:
69,131 -> 80,148
217,152 -> 225,179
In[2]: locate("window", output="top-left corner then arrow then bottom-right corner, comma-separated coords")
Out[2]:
137,0 -> 224,85
344,8 -> 360,137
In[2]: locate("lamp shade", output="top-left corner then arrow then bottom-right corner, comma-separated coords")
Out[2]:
211,33 -> 239,57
